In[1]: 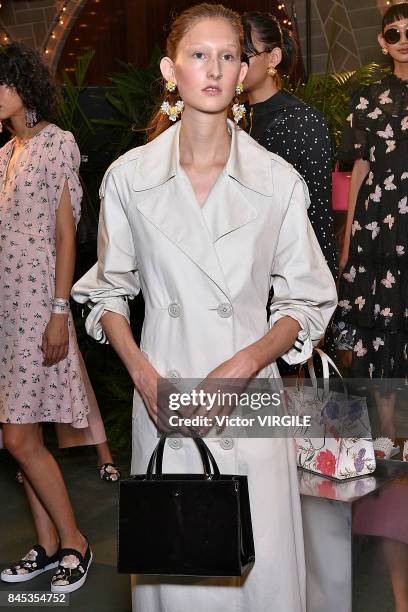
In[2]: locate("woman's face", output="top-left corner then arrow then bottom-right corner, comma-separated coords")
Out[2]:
0,84 -> 24,121
0,83 -> 24,121
379,17 -> 408,65
160,18 -> 247,117
243,29 -> 281,93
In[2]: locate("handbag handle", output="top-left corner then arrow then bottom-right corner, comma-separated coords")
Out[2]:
146,435 -> 221,480
307,347 -> 347,398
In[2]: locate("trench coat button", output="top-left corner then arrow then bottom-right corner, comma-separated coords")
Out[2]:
166,369 -> 181,383
219,438 -> 234,450
168,438 -> 183,450
168,302 -> 182,318
217,302 -> 233,318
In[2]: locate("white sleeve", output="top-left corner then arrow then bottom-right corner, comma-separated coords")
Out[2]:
71,169 -> 140,343
269,177 -> 338,364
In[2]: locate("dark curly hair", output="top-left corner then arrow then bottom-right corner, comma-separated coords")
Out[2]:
0,41 -> 60,122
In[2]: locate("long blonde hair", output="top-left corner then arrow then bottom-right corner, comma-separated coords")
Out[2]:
146,3 -> 244,142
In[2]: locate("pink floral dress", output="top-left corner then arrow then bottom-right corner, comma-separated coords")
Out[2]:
0,124 -> 90,427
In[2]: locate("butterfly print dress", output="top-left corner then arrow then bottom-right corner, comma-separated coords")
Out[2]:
336,74 -> 408,380
0,125 -> 90,426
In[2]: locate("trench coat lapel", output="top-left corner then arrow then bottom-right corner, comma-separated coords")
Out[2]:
201,174 -> 258,243
137,174 -> 232,299
132,120 -> 272,297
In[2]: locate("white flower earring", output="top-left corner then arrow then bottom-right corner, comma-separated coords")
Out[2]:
231,82 -> 246,124
0,120 -> 2,133
160,80 -> 184,122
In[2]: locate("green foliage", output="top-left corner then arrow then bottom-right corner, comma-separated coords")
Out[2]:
53,49 -> 96,151
286,63 -> 389,162
93,46 -> 162,156
53,50 -> 100,240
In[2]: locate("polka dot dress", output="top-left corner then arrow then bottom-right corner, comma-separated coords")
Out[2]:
249,89 -> 338,279
248,90 -> 338,375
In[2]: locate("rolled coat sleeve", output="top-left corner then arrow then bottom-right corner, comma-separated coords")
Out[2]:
269,174 -> 337,364
71,168 -> 140,343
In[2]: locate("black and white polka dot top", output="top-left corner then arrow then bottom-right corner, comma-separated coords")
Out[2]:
248,89 -> 338,279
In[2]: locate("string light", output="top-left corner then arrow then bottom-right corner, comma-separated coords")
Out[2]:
0,0 -> 8,43
42,0 -> 100,59
43,1 -> 70,58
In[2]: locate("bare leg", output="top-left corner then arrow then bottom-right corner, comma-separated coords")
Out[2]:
22,473 -> 59,557
3,423 -> 86,554
374,391 -> 396,440
383,538 -> 408,612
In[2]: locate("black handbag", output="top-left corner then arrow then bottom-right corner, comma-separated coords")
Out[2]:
118,435 -> 255,577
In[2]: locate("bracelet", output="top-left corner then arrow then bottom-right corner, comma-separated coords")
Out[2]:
51,297 -> 70,315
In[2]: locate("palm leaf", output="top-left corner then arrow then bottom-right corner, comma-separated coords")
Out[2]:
53,49 -> 96,149
286,62 -> 390,163
92,46 -> 162,156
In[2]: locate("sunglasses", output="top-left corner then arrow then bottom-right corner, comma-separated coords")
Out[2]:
384,27 -> 408,45
242,48 -> 274,61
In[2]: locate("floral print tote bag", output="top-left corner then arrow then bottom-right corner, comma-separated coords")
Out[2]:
286,349 -> 376,480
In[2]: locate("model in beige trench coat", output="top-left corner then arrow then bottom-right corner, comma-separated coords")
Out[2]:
72,119 -> 338,612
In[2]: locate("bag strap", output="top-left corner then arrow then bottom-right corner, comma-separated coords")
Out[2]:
306,348 -> 346,398
146,435 -> 221,480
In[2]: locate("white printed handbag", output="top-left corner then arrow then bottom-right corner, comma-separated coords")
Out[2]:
286,348 -> 376,480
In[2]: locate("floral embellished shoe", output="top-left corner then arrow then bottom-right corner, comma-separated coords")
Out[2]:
373,437 -> 399,459
99,462 -> 121,482
1,545 -> 59,583
51,542 -> 93,593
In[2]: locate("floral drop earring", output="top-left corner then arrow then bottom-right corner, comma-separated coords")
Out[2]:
0,120 -> 2,133
232,83 -> 246,124
25,108 -> 38,128
160,80 -> 184,122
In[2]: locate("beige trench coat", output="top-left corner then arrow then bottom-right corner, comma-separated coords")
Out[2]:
72,120 -> 337,612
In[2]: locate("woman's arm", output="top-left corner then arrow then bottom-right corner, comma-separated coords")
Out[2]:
55,181 -> 76,300
42,181 -> 76,366
99,311 -> 161,421
205,316 -> 300,380
339,158 -> 370,273
71,167 -> 162,420
207,174 -> 337,380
